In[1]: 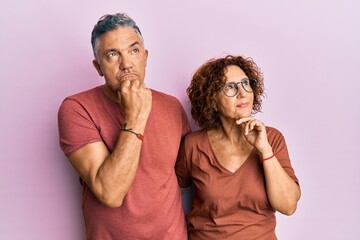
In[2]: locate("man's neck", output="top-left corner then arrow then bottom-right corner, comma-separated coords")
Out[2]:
100,84 -> 120,103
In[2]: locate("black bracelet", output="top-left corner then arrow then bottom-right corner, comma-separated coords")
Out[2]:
120,122 -> 144,141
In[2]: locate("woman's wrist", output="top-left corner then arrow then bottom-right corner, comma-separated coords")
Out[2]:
261,152 -> 276,163
259,145 -> 274,162
259,145 -> 273,158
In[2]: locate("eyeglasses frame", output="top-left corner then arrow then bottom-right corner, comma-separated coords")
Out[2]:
220,78 -> 258,97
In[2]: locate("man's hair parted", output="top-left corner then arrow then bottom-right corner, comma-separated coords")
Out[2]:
91,13 -> 143,57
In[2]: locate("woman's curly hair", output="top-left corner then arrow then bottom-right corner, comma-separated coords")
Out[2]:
187,55 -> 265,130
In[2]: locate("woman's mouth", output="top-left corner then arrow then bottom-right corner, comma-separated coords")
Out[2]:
237,102 -> 249,108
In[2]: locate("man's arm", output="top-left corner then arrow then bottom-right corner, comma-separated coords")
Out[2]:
68,129 -> 144,208
67,81 -> 152,208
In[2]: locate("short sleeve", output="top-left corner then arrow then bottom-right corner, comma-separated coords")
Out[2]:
175,138 -> 192,188
58,98 -> 102,156
180,106 -> 191,137
267,127 -> 299,184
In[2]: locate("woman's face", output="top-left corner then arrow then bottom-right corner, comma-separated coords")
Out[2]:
215,65 -> 254,121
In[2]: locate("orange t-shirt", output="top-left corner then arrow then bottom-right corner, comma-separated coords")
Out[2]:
58,86 -> 190,240
175,128 -> 299,240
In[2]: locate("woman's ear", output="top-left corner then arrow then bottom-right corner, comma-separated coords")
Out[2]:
213,102 -> 218,112
92,59 -> 103,76
214,97 -> 219,110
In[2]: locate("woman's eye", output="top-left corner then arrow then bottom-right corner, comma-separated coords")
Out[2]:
225,84 -> 234,90
242,79 -> 250,85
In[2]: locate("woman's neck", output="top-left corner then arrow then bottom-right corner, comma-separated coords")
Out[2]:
208,121 -> 247,145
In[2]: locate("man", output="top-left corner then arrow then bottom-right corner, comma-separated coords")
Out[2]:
58,13 -> 190,239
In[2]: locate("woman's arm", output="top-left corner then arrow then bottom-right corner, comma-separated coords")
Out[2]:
237,117 -> 301,215
260,149 -> 301,215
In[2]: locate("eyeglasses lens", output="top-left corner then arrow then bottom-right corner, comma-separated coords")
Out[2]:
222,78 -> 256,97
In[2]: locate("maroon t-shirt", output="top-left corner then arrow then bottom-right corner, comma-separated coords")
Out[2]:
176,128 -> 299,240
58,86 -> 190,240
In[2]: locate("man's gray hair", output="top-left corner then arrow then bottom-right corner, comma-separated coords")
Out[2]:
91,13 -> 143,57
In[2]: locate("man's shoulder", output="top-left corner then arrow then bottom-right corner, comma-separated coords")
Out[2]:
151,89 -> 176,99
151,89 -> 182,106
64,86 -> 100,101
59,86 -> 101,113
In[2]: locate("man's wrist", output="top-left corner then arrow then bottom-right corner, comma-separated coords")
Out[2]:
121,122 -> 144,141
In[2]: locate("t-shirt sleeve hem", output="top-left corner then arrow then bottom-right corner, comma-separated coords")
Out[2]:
64,139 -> 103,157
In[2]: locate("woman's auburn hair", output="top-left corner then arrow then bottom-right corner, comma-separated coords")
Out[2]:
187,55 -> 265,130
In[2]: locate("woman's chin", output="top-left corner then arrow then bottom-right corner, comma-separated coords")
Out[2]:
235,113 -> 252,120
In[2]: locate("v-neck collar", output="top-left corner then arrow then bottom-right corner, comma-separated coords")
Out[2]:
204,130 -> 256,175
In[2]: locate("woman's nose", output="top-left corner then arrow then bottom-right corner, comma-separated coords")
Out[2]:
236,84 -> 246,98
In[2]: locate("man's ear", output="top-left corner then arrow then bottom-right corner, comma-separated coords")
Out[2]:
144,49 -> 148,67
92,59 -> 103,76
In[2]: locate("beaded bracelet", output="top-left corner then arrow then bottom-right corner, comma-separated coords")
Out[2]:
120,122 -> 144,141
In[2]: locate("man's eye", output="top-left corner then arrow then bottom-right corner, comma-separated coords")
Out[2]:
107,52 -> 118,58
131,48 -> 140,54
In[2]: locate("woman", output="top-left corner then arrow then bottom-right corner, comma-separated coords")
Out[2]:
176,55 -> 301,240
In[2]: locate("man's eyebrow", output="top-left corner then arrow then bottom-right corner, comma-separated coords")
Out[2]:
103,48 -> 118,55
129,41 -> 141,48
103,41 -> 142,55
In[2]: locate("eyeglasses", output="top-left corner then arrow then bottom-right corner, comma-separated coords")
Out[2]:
221,78 -> 258,97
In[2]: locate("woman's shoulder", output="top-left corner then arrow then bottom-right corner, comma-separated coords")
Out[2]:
265,126 -> 288,149
184,129 -> 207,143
181,129 -> 211,155
266,126 -> 281,134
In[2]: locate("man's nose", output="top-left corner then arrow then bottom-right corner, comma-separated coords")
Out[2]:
120,55 -> 132,70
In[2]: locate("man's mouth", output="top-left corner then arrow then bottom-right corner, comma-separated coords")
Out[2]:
120,73 -> 137,80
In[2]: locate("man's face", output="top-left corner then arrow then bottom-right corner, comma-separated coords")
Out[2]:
93,27 -> 148,92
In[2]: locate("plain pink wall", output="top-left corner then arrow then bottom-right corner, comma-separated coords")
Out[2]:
1,0 -> 359,239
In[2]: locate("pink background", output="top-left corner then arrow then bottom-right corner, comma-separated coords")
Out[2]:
1,0 -> 359,239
